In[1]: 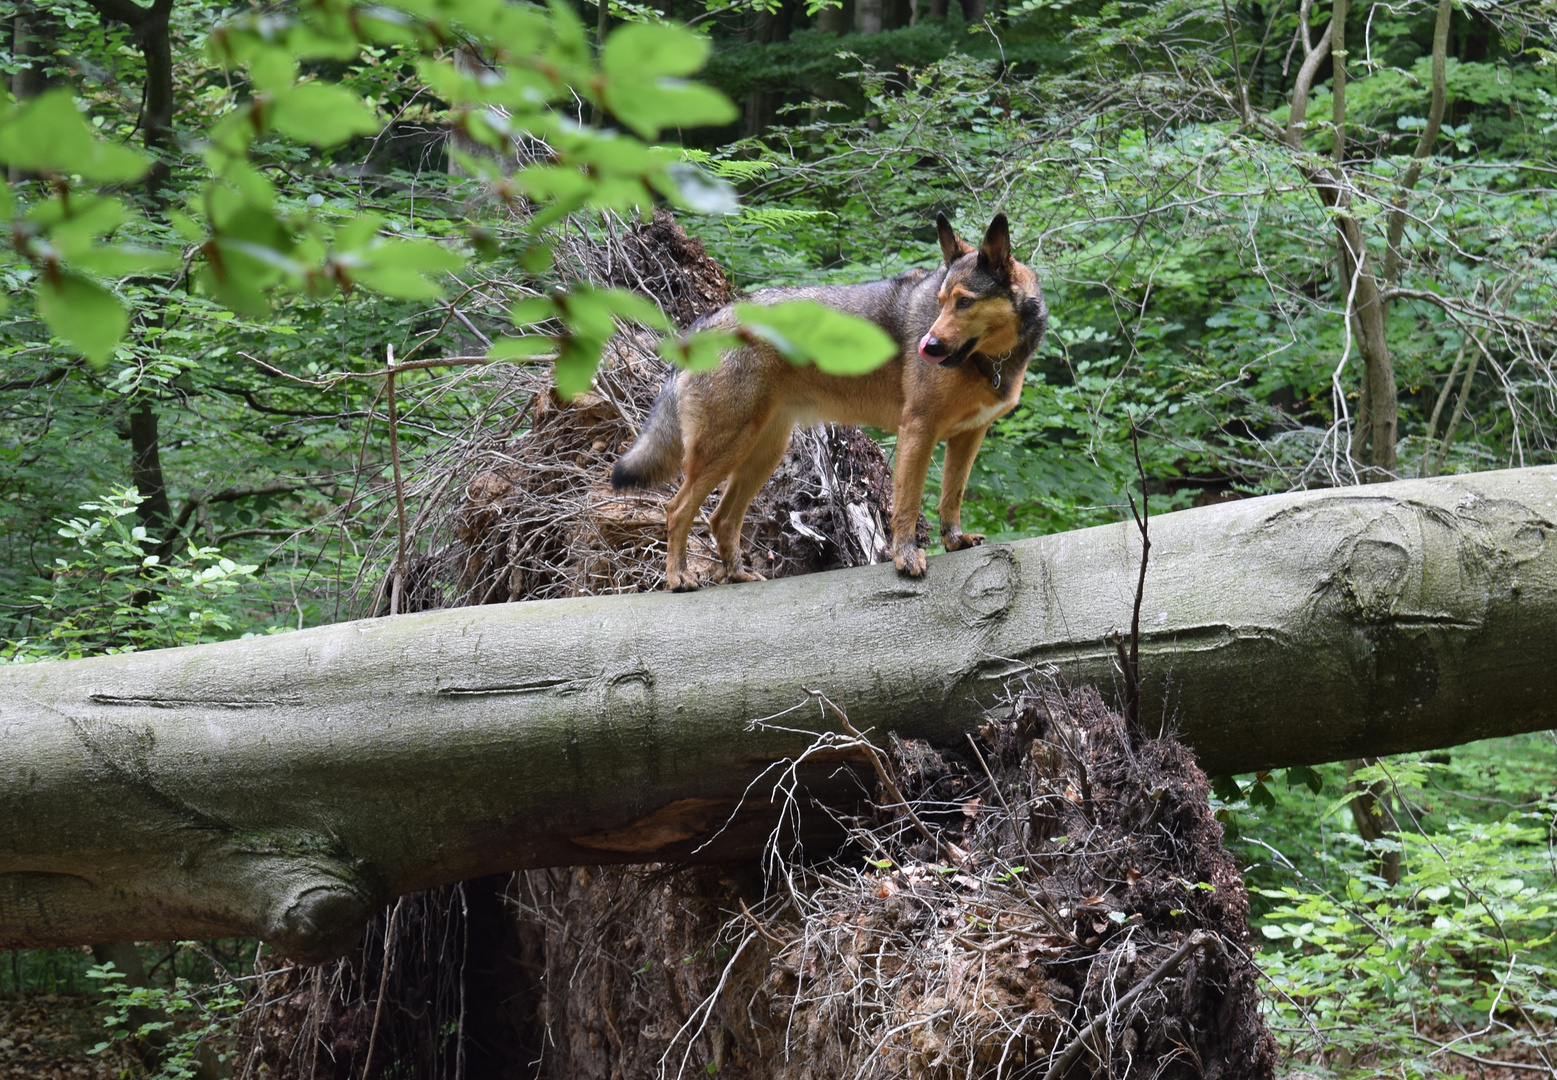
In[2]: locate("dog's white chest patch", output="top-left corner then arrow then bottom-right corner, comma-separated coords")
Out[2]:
951,399 -> 1010,434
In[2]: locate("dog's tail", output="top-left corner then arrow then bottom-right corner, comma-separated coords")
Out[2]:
611,376 -> 684,489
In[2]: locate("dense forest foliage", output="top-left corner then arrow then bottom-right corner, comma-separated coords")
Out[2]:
2,0 -> 1556,1074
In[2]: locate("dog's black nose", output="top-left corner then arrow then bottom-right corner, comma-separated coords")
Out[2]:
922,336 -> 948,357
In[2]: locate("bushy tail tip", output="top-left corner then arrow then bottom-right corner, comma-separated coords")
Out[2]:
611,458 -> 651,490
610,377 -> 682,490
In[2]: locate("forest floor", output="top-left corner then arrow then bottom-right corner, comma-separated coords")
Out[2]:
2,984 -> 1552,1078
0,993 -> 136,1079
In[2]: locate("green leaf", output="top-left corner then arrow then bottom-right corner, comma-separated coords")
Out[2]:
593,288 -> 671,332
248,50 -> 299,94
34,196 -> 128,258
68,247 -> 181,276
510,297 -> 558,326
0,90 -> 149,182
735,301 -> 897,375
665,163 -> 738,215
574,134 -> 659,177
555,288 -> 618,344
361,238 -> 465,274
197,260 -> 270,319
660,329 -> 737,371
1210,775 -> 1243,803
1284,764 -> 1323,794
351,265 -> 443,300
596,24 -> 733,139
601,23 -> 709,79
334,214 -> 384,253
517,163 -> 593,204
37,272 -> 128,364
603,80 -> 737,141
270,83 -> 380,146
214,203 -> 292,252
553,334 -> 600,399
544,0 -> 590,67
490,4 -> 550,57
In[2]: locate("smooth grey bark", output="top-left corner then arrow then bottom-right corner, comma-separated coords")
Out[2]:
3,467 -> 1556,961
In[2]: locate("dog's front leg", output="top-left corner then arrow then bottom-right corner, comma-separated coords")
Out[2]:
889,421 -> 936,577
938,428 -> 988,551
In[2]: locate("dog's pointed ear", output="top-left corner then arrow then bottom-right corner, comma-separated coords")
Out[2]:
980,213 -> 1012,282
936,212 -> 972,266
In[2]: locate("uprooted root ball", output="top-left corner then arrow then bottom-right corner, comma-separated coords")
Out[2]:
494,686 -> 1276,1080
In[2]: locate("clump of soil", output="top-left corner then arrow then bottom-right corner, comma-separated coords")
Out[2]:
604,208 -> 737,328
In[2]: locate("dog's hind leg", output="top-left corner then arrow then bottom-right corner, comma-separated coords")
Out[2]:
664,460 -> 727,593
664,407 -> 773,592
938,427 -> 988,551
709,419 -> 793,584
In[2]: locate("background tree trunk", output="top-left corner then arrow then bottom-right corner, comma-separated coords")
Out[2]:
8,4 -> 40,185
1272,0 -> 1452,480
854,0 -> 882,35
126,403 -> 173,533
3,466 -> 1556,960
84,0 -> 174,195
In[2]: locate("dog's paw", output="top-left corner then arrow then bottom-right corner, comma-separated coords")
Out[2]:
667,568 -> 702,592
942,531 -> 986,551
717,564 -> 767,584
893,546 -> 928,578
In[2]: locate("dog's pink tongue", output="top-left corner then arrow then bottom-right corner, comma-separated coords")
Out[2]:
917,333 -> 943,365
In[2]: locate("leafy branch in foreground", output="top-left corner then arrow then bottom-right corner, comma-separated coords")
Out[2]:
0,0 -> 896,397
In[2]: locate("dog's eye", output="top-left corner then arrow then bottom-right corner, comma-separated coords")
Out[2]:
955,296 -> 975,310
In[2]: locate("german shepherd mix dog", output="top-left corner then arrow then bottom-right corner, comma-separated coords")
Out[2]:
613,212 -> 1047,591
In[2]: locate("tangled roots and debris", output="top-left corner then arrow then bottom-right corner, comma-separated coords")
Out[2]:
779,686 -> 1273,1080
486,687 -> 1275,1080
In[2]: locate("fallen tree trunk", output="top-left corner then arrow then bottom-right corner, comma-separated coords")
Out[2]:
3,466 -> 1555,960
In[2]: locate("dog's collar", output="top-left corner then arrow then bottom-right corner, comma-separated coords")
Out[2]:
981,348 -> 1019,391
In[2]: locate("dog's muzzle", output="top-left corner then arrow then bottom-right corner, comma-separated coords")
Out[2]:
918,334 -> 978,367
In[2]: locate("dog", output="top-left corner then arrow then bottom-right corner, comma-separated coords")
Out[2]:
612,212 -> 1047,591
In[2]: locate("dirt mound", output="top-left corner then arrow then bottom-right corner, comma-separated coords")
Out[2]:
605,208 -> 736,328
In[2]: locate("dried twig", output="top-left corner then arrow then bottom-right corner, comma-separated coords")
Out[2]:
804,687 -> 953,861
1041,930 -> 1216,1080
385,346 -> 408,616
359,894 -> 405,1080
1114,422 -> 1151,742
